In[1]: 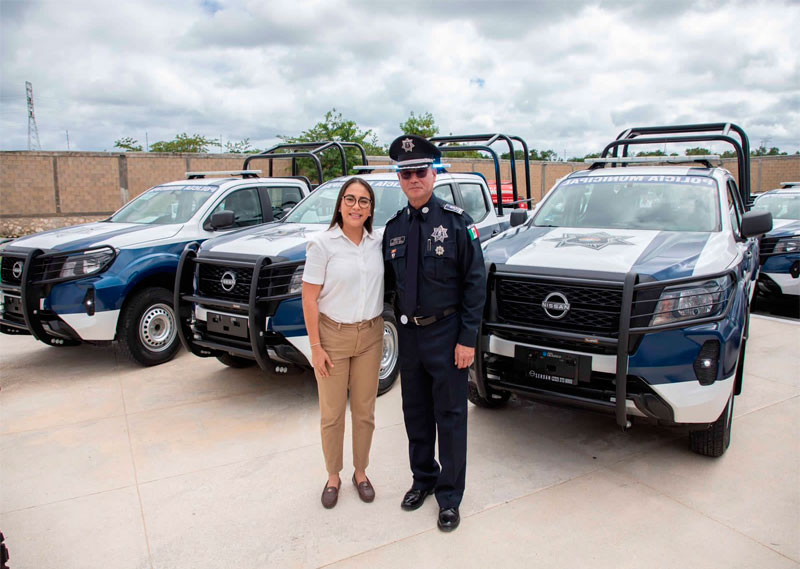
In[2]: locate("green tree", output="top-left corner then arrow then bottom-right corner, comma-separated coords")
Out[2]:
114,137 -> 143,152
150,133 -> 218,153
686,147 -> 712,155
568,152 -> 600,162
225,138 -> 254,154
399,111 -> 439,138
278,109 -> 385,178
530,149 -> 562,161
751,145 -> 787,157
635,149 -> 667,157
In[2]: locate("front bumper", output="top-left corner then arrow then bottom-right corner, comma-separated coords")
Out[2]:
175,244 -> 308,369
476,267 -> 745,427
1,248 -> 120,343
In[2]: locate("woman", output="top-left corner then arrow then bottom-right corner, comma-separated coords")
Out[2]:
301,177 -> 384,509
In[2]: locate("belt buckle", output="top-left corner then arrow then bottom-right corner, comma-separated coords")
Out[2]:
412,315 -> 424,326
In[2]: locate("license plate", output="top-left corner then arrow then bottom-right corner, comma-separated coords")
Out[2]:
515,346 -> 591,386
3,294 -> 23,315
207,311 -> 249,339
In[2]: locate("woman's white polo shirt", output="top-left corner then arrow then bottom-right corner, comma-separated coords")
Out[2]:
303,225 -> 384,324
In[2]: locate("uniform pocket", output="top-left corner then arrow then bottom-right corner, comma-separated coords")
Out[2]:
423,241 -> 456,280
385,243 -> 407,281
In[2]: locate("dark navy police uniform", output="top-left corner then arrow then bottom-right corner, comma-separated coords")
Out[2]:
383,192 -> 486,509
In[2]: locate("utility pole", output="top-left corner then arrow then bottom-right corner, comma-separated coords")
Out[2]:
66,129 -> 70,150
26,81 -> 41,151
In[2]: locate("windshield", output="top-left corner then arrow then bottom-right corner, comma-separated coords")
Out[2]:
110,185 -> 216,224
533,175 -> 720,232
753,193 -> 800,220
283,179 -> 408,227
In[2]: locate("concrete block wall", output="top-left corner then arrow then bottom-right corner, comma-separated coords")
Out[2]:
2,150 -> 799,237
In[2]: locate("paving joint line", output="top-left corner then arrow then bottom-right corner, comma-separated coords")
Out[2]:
609,466 -> 800,564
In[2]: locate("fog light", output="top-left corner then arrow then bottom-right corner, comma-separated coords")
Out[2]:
83,288 -> 95,316
693,340 -> 720,385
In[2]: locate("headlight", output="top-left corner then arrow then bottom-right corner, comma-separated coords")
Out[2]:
59,247 -> 115,279
288,264 -> 304,294
650,275 -> 732,327
774,237 -> 800,254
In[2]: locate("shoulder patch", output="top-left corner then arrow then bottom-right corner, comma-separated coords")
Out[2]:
443,203 -> 464,215
385,208 -> 403,224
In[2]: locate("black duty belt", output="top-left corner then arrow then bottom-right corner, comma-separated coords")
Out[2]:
409,306 -> 457,327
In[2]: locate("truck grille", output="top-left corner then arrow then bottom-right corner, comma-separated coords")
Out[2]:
1,255 -> 25,285
197,264 -> 253,303
495,277 -> 623,337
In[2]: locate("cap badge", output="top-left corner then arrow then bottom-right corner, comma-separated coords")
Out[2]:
401,138 -> 415,152
435,245 -> 444,256
431,225 -> 448,243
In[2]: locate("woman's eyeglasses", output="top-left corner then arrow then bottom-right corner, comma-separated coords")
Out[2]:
342,195 -> 372,208
399,167 -> 430,180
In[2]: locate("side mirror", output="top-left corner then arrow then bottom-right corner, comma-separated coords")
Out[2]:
208,210 -> 236,230
510,208 -> 528,227
741,209 -> 772,238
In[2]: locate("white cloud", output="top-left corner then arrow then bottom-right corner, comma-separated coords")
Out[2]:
1,0 -> 798,156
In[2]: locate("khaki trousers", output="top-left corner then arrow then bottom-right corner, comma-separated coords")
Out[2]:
316,313 -> 384,475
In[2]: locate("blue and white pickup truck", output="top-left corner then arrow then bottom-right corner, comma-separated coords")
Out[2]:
176,134 -> 533,394
472,123 -> 773,457
0,170 -> 310,365
753,182 -> 800,297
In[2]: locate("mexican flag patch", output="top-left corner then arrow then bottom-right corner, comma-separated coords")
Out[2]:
467,224 -> 479,241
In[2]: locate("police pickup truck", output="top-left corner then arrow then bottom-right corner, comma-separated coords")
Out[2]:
472,123 -> 773,457
0,142 -> 354,365
175,134 -> 533,394
752,182 -> 800,297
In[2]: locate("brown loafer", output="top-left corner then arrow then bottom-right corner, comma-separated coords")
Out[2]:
321,478 -> 340,509
352,474 -> 375,503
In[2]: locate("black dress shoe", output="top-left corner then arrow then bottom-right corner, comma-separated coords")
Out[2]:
437,507 -> 460,532
401,488 -> 433,511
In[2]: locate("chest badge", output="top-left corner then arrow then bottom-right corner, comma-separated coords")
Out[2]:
435,245 -> 444,256
431,225 -> 448,243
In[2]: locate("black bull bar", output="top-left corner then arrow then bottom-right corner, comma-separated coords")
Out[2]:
475,266 -> 739,428
174,243 -> 304,372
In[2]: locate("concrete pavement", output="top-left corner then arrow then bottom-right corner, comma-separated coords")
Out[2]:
0,315 -> 798,569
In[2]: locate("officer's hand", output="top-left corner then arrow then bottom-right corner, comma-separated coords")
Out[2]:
454,344 -> 475,369
312,345 -> 334,378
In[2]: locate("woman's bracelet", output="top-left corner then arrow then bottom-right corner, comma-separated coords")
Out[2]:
310,342 -> 321,347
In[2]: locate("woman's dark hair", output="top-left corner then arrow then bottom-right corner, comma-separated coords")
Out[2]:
328,177 -> 376,233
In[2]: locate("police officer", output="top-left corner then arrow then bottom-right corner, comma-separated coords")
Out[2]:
383,134 -> 486,532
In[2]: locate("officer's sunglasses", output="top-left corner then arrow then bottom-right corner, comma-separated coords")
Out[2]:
342,195 -> 372,208
399,167 -> 431,180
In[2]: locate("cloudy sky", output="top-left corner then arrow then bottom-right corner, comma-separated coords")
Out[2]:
1,0 -> 798,158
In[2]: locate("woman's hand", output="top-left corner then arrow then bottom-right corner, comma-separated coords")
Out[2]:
312,344 -> 334,378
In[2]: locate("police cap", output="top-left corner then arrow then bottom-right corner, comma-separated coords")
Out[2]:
389,134 -> 441,171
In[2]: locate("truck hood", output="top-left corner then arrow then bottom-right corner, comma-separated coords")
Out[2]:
483,226 -> 734,281
765,218 -> 800,239
6,222 -> 182,252
200,222 -> 327,261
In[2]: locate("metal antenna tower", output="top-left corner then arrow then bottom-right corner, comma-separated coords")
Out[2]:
26,81 -> 41,151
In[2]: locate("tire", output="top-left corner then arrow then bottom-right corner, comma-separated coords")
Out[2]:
216,353 -> 255,368
117,287 -> 180,366
689,393 -> 734,457
468,376 -> 511,409
377,306 -> 400,396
